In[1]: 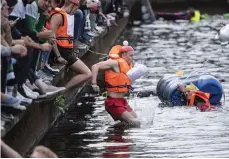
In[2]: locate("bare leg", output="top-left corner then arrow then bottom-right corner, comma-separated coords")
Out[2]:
114,111 -> 140,128
65,58 -> 92,90
130,110 -> 138,118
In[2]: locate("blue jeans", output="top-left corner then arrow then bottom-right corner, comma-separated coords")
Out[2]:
74,9 -> 85,40
41,51 -> 50,66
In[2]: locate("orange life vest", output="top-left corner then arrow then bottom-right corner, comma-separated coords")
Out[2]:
188,90 -> 210,106
47,8 -> 74,49
105,45 -> 132,93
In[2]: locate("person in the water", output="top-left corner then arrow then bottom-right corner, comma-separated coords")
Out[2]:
177,83 -> 216,112
155,8 -> 201,22
91,43 -> 140,128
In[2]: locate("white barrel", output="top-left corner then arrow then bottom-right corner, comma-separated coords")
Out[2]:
127,63 -> 148,82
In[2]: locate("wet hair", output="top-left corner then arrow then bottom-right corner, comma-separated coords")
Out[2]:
6,0 -> 17,7
33,146 -> 58,158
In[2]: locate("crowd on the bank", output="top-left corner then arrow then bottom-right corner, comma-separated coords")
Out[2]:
1,0 -> 129,157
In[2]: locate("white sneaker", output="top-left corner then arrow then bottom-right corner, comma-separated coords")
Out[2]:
43,86 -> 66,96
16,91 -> 33,105
96,26 -> 105,32
22,85 -> 38,99
107,14 -> 116,21
87,31 -> 99,37
36,70 -> 53,81
45,64 -> 60,72
12,105 -> 26,111
23,84 -> 39,96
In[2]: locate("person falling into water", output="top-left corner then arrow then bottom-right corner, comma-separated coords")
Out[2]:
177,83 -> 216,112
91,42 -> 141,128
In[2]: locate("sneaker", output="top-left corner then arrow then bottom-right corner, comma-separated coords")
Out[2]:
107,14 -> 116,21
87,31 -> 99,37
42,86 -> 66,96
42,79 -> 53,86
1,113 -> 14,120
23,84 -> 39,96
43,67 -> 58,76
36,70 -> 53,81
105,19 -> 112,27
1,95 -> 21,107
37,70 -> 54,77
45,64 -> 60,73
16,91 -> 33,105
12,105 -> 26,110
77,41 -> 88,49
96,26 -> 106,32
92,29 -> 100,35
1,95 -> 26,110
25,81 -> 39,92
19,85 -> 37,99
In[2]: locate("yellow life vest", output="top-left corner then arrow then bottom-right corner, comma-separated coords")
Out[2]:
191,10 -> 200,22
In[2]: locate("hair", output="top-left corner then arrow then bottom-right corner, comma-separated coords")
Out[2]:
53,0 -> 64,7
33,146 -> 58,158
6,0 -> 17,7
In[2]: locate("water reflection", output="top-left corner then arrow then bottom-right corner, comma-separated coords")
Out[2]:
41,16 -> 229,158
103,129 -> 132,158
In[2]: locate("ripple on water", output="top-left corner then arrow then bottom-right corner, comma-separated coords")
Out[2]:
41,17 -> 229,158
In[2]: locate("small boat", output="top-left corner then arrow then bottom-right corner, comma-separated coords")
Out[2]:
156,73 -> 223,106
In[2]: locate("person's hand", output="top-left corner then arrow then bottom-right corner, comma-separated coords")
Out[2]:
11,44 -> 27,57
9,18 -> 19,27
57,56 -> 67,65
21,36 -> 33,46
91,84 -> 100,92
37,30 -> 55,40
42,26 -> 48,31
40,43 -> 52,51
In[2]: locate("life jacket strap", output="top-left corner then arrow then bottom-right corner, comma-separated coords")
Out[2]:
56,37 -> 74,44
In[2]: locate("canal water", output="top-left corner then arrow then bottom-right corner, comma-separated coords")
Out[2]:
40,16 -> 229,158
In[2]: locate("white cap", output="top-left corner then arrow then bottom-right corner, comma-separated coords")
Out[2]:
123,40 -> 128,46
